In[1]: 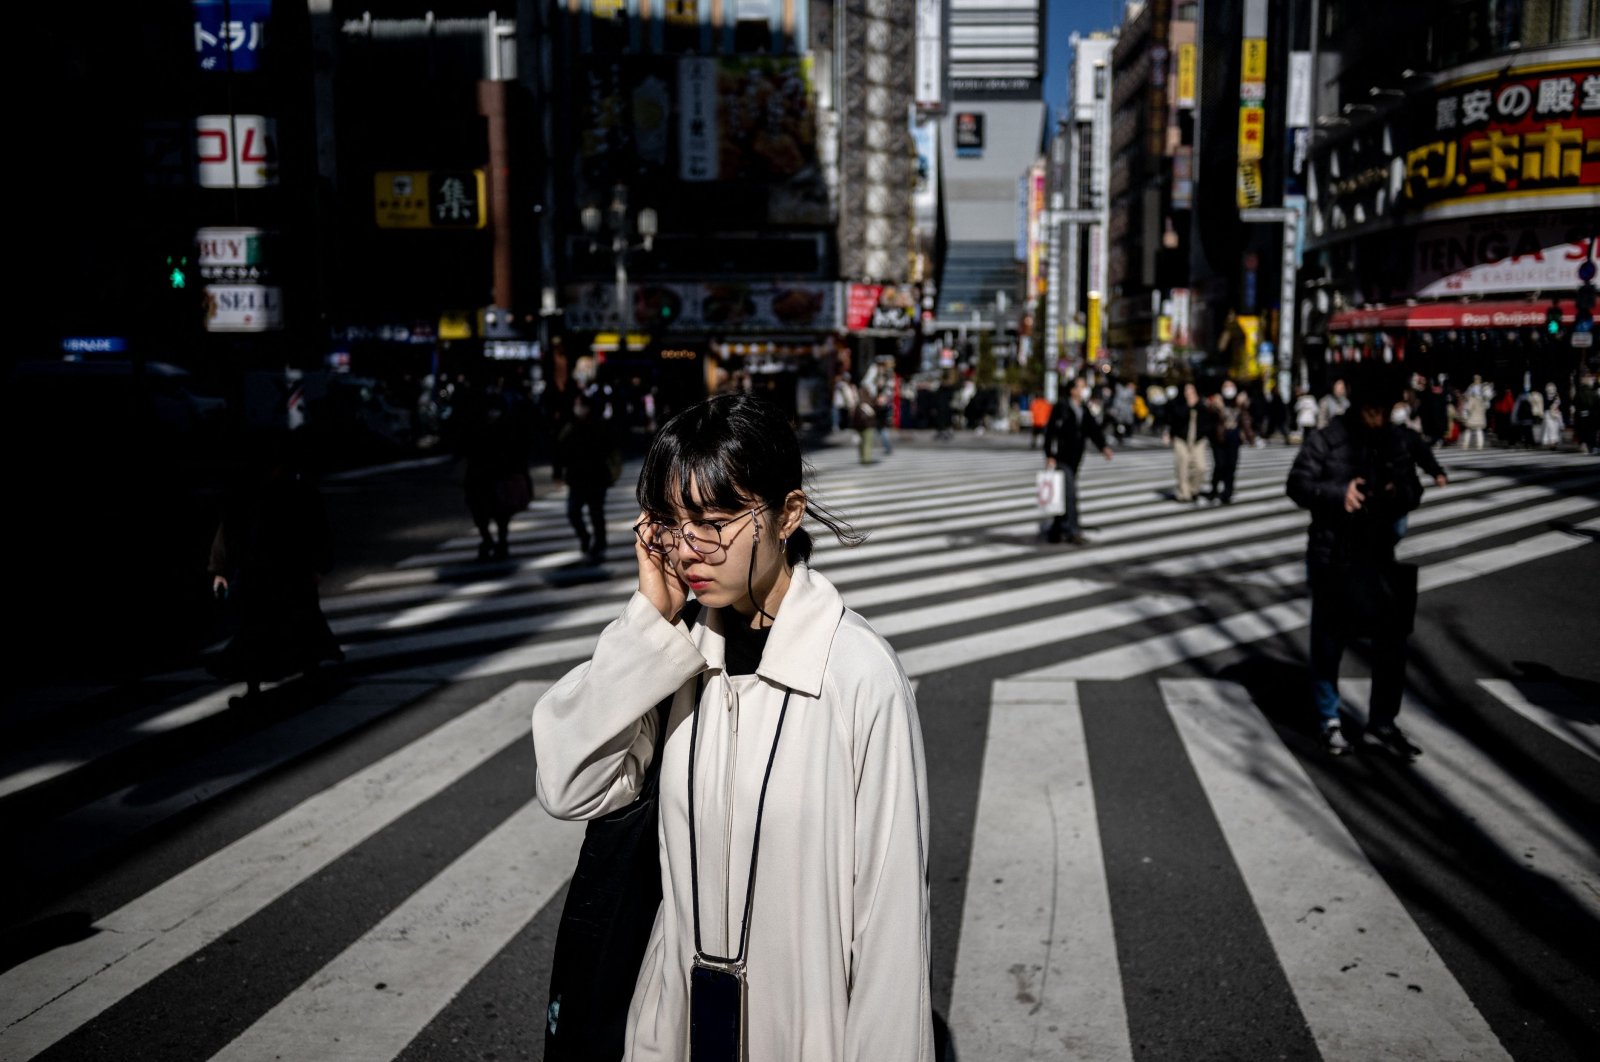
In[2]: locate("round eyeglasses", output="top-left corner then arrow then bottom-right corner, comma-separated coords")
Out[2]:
634,506 -> 766,557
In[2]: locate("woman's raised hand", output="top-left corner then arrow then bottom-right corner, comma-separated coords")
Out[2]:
635,511 -> 688,621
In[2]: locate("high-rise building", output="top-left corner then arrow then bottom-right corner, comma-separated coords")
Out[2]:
949,0 -> 1045,99
1045,30 -> 1117,368
939,0 -> 1048,335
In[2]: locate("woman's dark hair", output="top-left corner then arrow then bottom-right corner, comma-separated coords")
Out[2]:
637,393 -> 864,564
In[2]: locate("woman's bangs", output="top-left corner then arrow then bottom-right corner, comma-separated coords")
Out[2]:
639,436 -> 748,518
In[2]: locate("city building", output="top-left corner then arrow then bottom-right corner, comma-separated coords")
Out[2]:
938,0 -> 1048,343
1104,0 -> 1196,378
1305,1 -> 1600,394
1044,30 -> 1117,371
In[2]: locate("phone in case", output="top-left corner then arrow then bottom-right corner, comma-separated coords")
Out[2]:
690,958 -> 745,1062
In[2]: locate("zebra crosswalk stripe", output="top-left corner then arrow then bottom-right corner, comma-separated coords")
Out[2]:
0,682 -> 551,1060
1337,680 -> 1600,916
1477,679 -> 1600,764
1160,679 -> 1513,1061
949,679 -> 1131,1060
208,798 -> 581,1062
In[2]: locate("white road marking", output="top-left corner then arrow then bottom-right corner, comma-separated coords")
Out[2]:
949,680 -> 1131,1061
1160,679 -> 1511,1061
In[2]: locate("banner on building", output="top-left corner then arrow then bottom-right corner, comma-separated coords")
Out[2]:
196,115 -> 277,188
1403,60 -> 1600,213
205,284 -> 282,332
373,171 -> 486,229
193,0 -> 270,72
565,281 -> 835,333
1176,43 -> 1196,108
1411,212 -> 1597,296
915,0 -> 944,112
955,112 -> 985,158
196,227 -> 270,282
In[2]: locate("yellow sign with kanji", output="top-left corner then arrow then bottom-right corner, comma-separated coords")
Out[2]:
374,170 -> 487,230
1177,43 -> 1197,107
1241,39 -> 1267,84
1402,60 -> 1600,211
374,172 -> 431,229
1238,104 -> 1266,160
1237,159 -> 1263,208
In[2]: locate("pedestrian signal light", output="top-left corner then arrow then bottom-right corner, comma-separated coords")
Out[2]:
167,255 -> 189,290
1545,301 -> 1562,336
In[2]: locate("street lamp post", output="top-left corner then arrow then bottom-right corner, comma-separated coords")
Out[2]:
582,183 -> 657,368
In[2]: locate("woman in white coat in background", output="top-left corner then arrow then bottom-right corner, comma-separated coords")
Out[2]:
532,393 -> 934,1061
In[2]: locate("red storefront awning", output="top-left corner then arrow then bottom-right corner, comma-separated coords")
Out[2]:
1328,300 -> 1578,333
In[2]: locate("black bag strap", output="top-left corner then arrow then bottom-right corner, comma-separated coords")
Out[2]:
686,676 -> 791,968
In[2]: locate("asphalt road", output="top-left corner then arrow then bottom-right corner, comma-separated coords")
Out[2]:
3,432 -> 1596,1061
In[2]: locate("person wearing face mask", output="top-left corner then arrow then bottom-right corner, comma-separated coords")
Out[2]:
1288,367 -> 1438,761
1043,374 -> 1114,544
1209,382 -> 1253,505
532,394 -> 936,1062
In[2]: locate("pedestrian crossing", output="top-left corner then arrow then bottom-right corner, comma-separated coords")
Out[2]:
2,440 -> 1596,1060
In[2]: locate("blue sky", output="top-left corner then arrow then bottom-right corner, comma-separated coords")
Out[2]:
1045,0 -> 1126,119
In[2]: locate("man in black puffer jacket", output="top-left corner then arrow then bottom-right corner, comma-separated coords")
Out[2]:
1287,369 -> 1445,759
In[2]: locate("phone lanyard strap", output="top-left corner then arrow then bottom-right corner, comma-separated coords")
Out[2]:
687,673 -> 792,968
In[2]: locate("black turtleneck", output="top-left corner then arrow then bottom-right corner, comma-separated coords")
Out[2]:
722,612 -> 771,676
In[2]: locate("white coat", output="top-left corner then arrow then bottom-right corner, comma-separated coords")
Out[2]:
532,564 -> 934,1062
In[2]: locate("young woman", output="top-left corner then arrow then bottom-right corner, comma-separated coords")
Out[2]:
532,394 -> 934,1061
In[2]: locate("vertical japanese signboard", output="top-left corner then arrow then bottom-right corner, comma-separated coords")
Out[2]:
1237,38 -> 1267,208
193,0 -> 270,72
196,114 -> 277,188
679,58 -> 718,181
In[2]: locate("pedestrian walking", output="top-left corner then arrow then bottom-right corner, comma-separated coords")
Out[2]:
1162,382 -> 1216,503
463,390 -> 533,561
1288,369 -> 1437,760
831,372 -> 856,433
1293,386 -> 1318,443
1210,389 -> 1254,504
532,393 -> 934,1062
554,393 -> 621,564
1461,377 -> 1489,449
1316,378 -> 1349,429
1539,383 -> 1564,448
208,435 -> 343,707
1043,375 -> 1114,545
1575,372 -> 1599,453
1419,377 -> 1450,446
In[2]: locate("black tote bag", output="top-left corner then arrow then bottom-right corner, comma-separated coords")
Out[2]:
544,693 -> 673,1062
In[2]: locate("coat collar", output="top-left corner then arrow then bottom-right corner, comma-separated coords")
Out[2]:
689,563 -> 843,698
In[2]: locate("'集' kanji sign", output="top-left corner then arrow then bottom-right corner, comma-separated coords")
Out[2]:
373,170 -> 486,230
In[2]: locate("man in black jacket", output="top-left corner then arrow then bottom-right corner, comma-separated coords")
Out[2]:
1043,374 -> 1114,545
1287,371 -> 1444,759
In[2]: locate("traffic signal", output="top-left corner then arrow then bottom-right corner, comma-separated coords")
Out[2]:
166,254 -> 190,290
1545,299 -> 1563,337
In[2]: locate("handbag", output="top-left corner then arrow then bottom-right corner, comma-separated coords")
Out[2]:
546,606 -> 701,1061
1036,469 -> 1067,516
